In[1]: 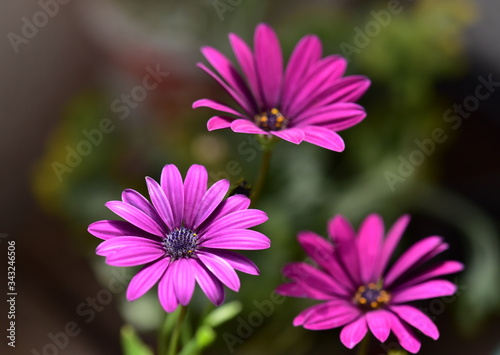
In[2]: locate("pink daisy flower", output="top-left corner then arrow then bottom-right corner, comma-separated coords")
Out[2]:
193,23 -> 370,152
88,164 -> 270,312
276,214 -> 463,353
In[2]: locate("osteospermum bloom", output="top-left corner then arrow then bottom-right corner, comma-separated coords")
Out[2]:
193,23 -> 370,151
88,164 -> 270,312
276,214 -> 463,353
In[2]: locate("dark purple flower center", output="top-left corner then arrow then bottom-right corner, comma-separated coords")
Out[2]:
255,108 -> 288,131
163,227 -> 199,260
354,283 -> 391,310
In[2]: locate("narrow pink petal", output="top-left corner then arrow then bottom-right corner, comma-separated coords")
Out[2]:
297,231 -> 354,291
201,46 -> 257,112
103,240 -> 164,267
301,126 -> 345,152
197,62 -> 255,115
126,258 -> 170,301
282,35 -> 322,106
282,262 -> 347,297
328,215 -> 361,285
200,229 -> 270,250
357,214 -> 384,284
198,194 -> 251,230
105,201 -> 165,237
394,260 -> 464,292
303,304 -> 361,330
121,189 -> 166,230
207,116 -> 235,131
230,119 -> 268,134
193,179 -> 230,229
377,214 -> 410,277
198,251 -> 240,292
158,265 -> 179,312
384,236 -> 444,287
207,249 -> 259,275
293,103 -> 366,132
270,127 -> 305,144
193,98 -> 246,118
96,236 -> 162,256
145,177 -> 175,231
365,310 -> 391,342
315,75 -> 371,106
391,279 -> 457,304
88,220 -> 160,241
183,165 -> 208,229
286,56 -> 347,117
390,305 -> 439,340
201,209 -> 268,236
172,258 -> 196,306
275,281 -> 333,300
254,23 -> 283,108
340,316 -> 368,349
293,299 -> 355,326
229,33 -> 262,107
387,312 -> 421,353
161,164 -> 184,227
193,259 -> 225,306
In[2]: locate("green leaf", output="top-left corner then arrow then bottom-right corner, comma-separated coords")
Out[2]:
120,324 -> 154,355
203,301 -> 242,327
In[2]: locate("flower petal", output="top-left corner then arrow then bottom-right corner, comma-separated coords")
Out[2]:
301,126 -> 345,152
384,236 -> 444,287
99,238 -> 164,267
121,189 -> 166,230
293,299 -> 355,326
387,311 -> 421,354
314,75 -> 371,106
391,279 -> 457,304
193,179 -> 230,229
88,220 -> 160,241
193,99 -> 246,118
365,309 -> 391,342
270,128 -> 305,144
158,265 -> 179,312
105,201 -> 165,237
202,209 -> 268,236
276,281 -> 333,300
193,259 -> 225,306
394,260 -> 464,292
357,214 -> 384,284
207,116 -> 235,131
293,103 -> 366,132
126,258 -> 170,301
172,258 -> 196,306
302,302 -> 361,330
161,164 -> 184,227
145,177 -> 175,231
377,214 -> 410,277
282,34 -> 322,106
198,251 -> 240,291
282,262 -> 346,297
199,194 -> 251,230
230,119 -> 268,135
390,305 -> 439,340
201,229 -> 270,250
183,165 -> 208,229
254,23 -> 283,108
340,316 -> 368,349
206,249 -> 259,275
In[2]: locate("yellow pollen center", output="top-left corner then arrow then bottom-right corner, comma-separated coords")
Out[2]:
353,283 -> 391,310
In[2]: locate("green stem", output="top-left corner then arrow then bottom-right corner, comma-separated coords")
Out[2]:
167,306 -> 188,355
250,149 -> 272,206
357,333 -> 370,355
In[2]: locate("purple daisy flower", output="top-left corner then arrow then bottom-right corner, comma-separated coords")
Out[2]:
193,23 -> 370,151
88,164 -> 270,312
276,214 -> 463,353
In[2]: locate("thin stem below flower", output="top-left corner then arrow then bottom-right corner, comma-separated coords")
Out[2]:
357,333 -> 370,355
250,148 -> 272,206
165,306 -> 188,355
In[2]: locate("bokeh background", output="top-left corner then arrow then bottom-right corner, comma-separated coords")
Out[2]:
1,0 -> 500,354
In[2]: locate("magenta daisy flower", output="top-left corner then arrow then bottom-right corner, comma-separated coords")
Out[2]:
193,23 -> 370,151
276,214 -> 463,353
88,164 -> 270,312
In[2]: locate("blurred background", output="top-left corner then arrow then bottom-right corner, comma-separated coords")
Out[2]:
1,0 -> 499,354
